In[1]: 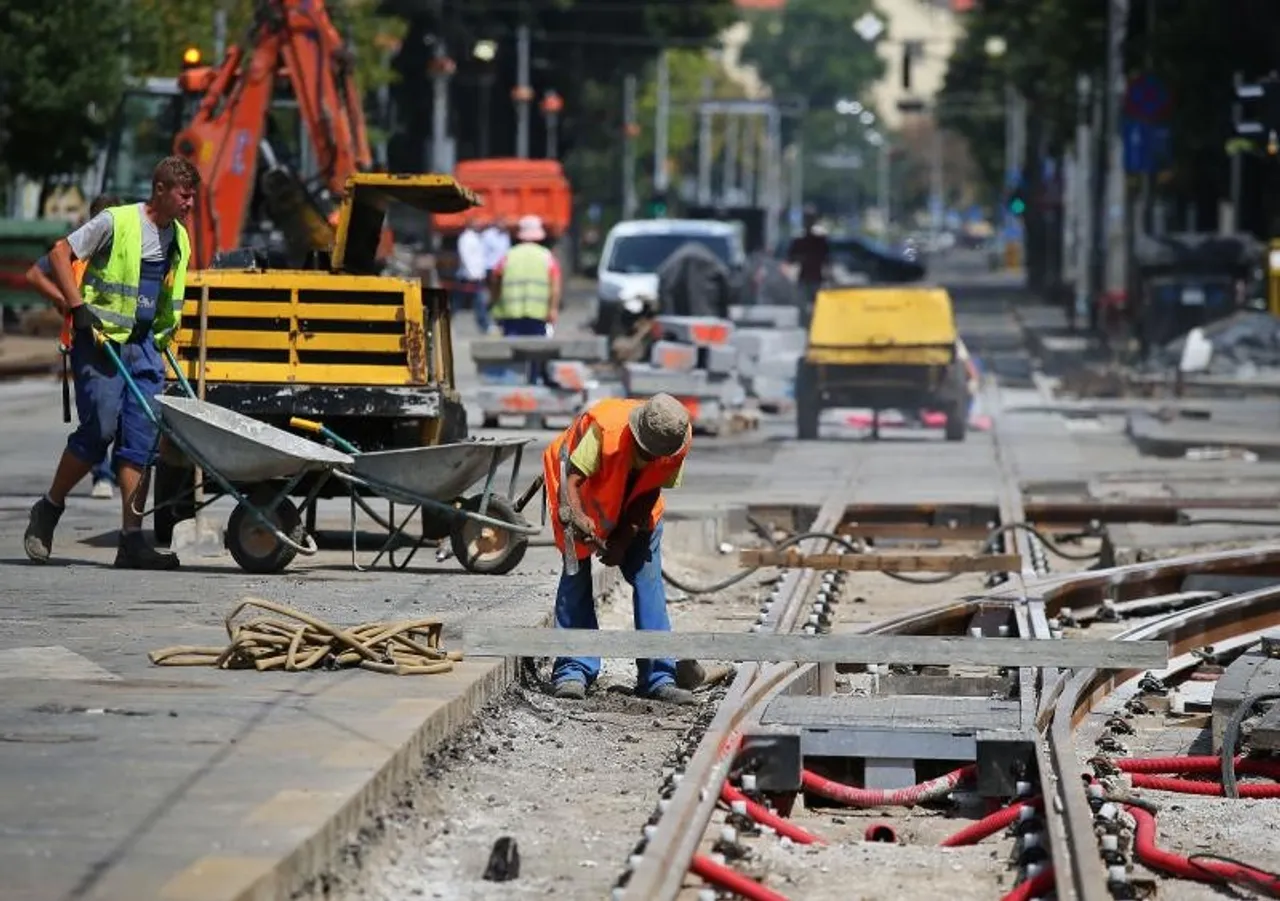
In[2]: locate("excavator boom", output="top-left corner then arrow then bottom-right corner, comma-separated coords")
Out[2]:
172,0 -> 374,268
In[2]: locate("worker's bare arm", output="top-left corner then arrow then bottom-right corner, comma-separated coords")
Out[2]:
47,241 -> 85,313
565,468 -> 604,548
548,262 -> 563,322
25,261 -> 65,312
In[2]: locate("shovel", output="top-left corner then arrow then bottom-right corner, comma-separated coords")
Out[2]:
169,284 -> 226,557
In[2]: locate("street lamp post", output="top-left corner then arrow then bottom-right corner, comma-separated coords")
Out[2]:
541,90 -> 563,159
473,40 -> 497,158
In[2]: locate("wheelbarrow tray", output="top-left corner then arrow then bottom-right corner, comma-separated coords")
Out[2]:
156,396 -> 354,483
350,437 -> 532,503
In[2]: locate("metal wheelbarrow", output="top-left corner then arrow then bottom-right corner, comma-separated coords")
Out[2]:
99,340 -> 354,574
289,417 -> 543,575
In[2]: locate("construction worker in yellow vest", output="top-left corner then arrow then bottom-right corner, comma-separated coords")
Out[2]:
489,215 -> 561,382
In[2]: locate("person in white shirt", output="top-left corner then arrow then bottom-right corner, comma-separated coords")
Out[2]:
455,215 -> 490,332
482,216 -> 512,283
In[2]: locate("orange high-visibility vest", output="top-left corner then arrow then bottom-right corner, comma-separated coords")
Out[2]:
543,398 -> 689,561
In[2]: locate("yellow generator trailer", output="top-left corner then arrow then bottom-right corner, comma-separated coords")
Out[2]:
795,286 -> 970,442
153,173 -> 477,543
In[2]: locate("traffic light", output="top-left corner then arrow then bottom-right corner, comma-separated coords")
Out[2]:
1007,189 -> 1027,216
1234,73 -> 1280,153
649,192 -> 669,218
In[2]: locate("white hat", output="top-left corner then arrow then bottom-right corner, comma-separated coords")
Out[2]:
517,214 -> 546,242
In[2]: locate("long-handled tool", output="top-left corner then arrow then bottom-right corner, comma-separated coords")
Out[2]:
558,448 -> 579,577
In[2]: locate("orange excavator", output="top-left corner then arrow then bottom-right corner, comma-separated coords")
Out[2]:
102,0 -> 391,269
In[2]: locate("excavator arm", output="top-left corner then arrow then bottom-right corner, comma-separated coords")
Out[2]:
173,0 -> 377,269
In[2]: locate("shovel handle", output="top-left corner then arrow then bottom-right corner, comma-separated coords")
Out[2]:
289,417 -> 360,454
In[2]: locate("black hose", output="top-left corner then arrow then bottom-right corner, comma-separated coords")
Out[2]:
1221,691 -> 1280,799
661,521 -> 1103,594
661,530 -> 860,595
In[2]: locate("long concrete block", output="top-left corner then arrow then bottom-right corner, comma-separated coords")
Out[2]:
654,316 -> 735,347
650,341 -> 700,372
705,344 -> 740,375
472,384 -> 584,416
740,351 -> 803,380
470,336 -> 610,364
749,375 -> 795,404
623,363 -> 710,397
728,305 -> 802,330
732,328 -> 807,360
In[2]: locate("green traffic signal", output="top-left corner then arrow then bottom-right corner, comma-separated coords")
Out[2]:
1008,195 -> 1026,216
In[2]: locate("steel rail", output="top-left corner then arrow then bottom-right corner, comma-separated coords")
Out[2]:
619,492 -> 850,901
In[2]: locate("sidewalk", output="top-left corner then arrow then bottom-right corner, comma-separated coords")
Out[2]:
0,334 -> 58,379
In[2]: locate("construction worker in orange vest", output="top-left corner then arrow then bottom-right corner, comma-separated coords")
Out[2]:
26,193 -> 123,500
543,393 -> 696,705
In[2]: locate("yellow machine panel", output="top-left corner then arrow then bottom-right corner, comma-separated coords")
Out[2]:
807,286 -> 958,353
168,269 -> 452,388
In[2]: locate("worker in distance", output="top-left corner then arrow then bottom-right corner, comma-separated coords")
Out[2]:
23,156 -> 199,570
543,393 -> 697,705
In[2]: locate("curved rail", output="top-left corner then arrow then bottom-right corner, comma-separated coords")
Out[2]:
623,539 -> 1280,901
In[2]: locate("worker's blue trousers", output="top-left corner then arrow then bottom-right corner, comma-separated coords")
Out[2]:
551,522 -> 678,695
66,338 -> 163,469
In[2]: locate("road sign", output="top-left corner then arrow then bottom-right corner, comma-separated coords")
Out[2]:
1123,117 -> 1171,175
1124,73 -> 1171,124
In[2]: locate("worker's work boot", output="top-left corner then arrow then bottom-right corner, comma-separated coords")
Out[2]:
552,679 -> 586,700
114,531 -> 180,571
23,497 -> 65,563
648,683 -> 697,706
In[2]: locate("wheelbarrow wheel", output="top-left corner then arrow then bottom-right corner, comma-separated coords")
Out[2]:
450,494 -> 528,576
226,491 -> 306,574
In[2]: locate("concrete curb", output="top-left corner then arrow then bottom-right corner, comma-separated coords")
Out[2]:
221,533 -> 680,900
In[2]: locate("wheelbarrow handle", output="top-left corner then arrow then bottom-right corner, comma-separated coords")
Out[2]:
95,332 -> 162,428
288,416 -> 361,454
163,346 -> 197,399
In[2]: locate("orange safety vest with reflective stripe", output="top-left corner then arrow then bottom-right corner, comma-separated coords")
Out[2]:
57,260 -> 90,353
544,398 -> 690,561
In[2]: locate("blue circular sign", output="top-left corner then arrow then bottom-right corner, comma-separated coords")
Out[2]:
1125,74 -> 1171,124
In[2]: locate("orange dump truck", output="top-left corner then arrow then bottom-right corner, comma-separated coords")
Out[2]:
435,159 -> 572,242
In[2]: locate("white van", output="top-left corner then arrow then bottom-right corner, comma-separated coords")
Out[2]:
591,219 -> 745,335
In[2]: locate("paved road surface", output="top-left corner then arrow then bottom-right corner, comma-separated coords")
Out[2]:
3,273 -> 1278,901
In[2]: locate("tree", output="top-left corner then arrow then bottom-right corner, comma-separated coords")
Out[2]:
631,49 -> 750,206
0,0 -> 135,181
737,0 -> 887,114
126,0 -> 406,93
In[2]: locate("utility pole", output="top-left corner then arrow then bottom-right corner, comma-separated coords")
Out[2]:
877,140 -> 890,233
623,74 -> 638,218
213,6 -> 227,60
654,50 -> 670,196
1074,75 -> 1094,329
697,80 -> 713,206
515,25 -> 531,159
723,113 -> 739,205
743,118 -> 758,207
929,125 -> 944,249
1103,0 -> 1130,300
429,45 -> 454,174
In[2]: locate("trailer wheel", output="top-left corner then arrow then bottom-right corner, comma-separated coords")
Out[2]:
450,494 -> 529,576
944,403 -> 968,442
795,361 -> 820,441
226,491 -> 306,574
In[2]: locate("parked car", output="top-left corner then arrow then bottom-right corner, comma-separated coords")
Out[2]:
588,219 -> 746,337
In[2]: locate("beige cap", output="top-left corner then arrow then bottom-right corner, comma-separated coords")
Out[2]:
628,393 -> 691,458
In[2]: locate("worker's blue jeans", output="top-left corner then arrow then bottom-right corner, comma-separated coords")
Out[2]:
66,338 -> 163,469
551,522 -> 678,696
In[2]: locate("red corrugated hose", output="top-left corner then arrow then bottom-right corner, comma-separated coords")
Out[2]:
721,783 -> 825,845
999,866 -> 1055,901
691,853 -> 792,901
1127,805 -> 1280,896
1114,755 -> 1280,779
1128,774 -> 1280,798
940,797 -> 1045,847
801,764 -> 976,808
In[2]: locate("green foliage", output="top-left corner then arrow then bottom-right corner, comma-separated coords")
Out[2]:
632,49 -> 750,199
0,0 -> 134,180
738,0 -> 887,113
127,0 -> 406,93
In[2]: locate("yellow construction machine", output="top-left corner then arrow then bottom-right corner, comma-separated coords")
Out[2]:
795,286 -> 971,442
153,172 -> 478,543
